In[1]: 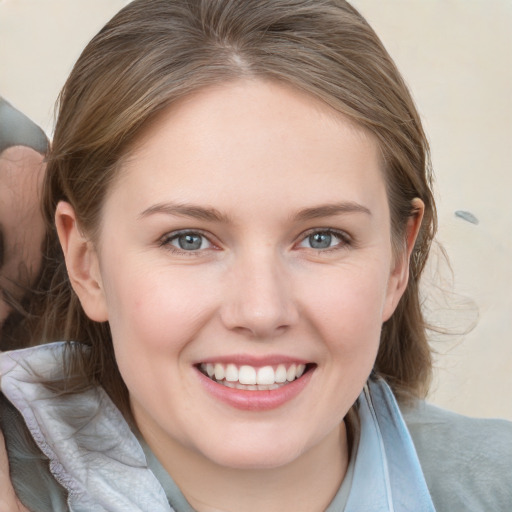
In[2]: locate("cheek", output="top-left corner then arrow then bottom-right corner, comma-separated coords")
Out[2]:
299,262 -> 389,344
297,261 -> 390,400
102,262 -> 218,354
301,264 -> 388,406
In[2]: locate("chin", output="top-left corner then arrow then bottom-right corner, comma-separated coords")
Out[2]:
195,430 -> 310,471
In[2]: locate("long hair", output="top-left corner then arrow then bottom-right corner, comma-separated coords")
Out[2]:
34,0 -> 436,411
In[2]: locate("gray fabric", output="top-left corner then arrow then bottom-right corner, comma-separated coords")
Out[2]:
0,97 -> 49,154
0,344 -> 172,512
402,400 -> 512,511
0,394 -> 68,512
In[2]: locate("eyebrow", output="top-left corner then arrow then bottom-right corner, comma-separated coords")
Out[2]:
139,203 -> 231,223
293,202 -> 372,221
139,201 -> 371,224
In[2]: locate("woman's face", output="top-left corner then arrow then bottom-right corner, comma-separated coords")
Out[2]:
62,80 -> 415,470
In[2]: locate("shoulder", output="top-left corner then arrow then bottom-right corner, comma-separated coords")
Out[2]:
401,400 -> 512,512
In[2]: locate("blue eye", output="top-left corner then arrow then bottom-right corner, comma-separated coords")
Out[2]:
298,230 -> 348,250
308,232 -> 333,249
163,231 -> 211,252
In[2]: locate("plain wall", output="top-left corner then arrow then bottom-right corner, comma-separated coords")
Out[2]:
1,0 -> 511,420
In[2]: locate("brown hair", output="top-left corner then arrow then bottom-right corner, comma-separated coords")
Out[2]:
35,0 -> 436,410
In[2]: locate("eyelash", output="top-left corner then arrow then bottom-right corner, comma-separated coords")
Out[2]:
159,228 -> 352,256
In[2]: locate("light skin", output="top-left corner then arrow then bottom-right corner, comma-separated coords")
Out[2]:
56,80 -> 423,512
0,146 -> 45,336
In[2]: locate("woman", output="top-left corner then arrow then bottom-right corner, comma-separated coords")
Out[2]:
0,1 -> 510,510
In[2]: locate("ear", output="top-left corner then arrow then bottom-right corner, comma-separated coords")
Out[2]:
382,198 -> 425,321
55,201 -> 109,322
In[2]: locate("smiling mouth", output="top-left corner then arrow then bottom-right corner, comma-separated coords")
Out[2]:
198,362 -> 314,391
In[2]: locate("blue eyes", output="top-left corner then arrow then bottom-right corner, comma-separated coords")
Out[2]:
172,233 -> 210,251
298,231 -> 345,250
161,229 -> 349,254
165,232 -> 212,252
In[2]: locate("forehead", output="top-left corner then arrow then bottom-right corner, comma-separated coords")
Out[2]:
109,79 -> 386,216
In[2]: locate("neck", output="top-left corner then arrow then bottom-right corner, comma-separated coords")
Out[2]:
142,422 -> 349,512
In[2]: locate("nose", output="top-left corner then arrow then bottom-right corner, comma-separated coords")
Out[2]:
220,250 -> 299,339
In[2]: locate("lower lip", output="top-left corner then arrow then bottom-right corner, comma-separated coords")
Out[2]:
196,368 -> 314,411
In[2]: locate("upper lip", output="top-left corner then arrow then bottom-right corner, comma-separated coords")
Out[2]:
195,354 -> 311,367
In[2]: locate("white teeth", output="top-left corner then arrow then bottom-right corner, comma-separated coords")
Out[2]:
235,382 -> 258,390
239,365 -> 257,385
256,366 -> 275,385
225,364 -> 238,382
221,381 -> 280,391
275,364 -> 287,383
214,363 -> 225,381
201,362 -> 309,387
286,364 -> 297,382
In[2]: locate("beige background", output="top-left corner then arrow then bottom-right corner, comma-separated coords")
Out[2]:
1,0 -> 511,420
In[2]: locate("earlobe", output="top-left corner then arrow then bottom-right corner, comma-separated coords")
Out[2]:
382,198 -> 425,321
55,201 -> 109,322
